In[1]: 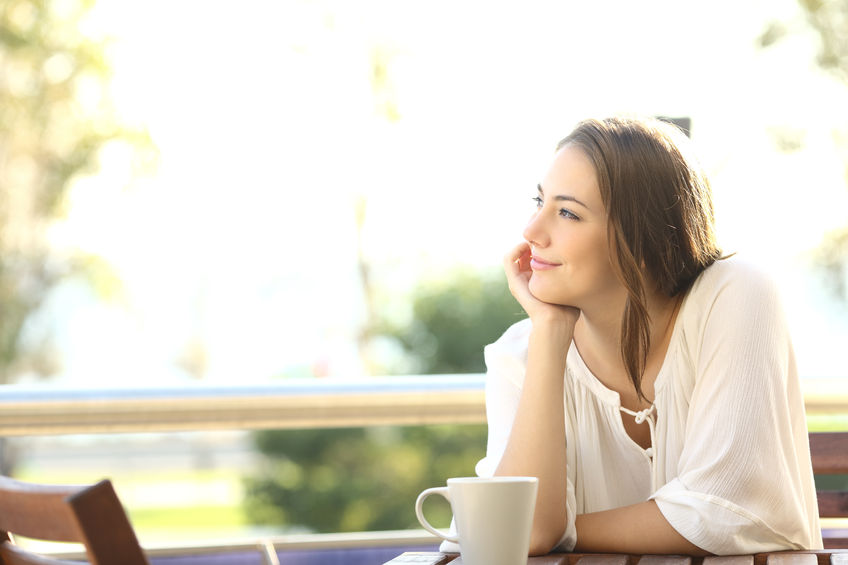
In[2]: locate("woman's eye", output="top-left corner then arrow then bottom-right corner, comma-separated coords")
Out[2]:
559,208 -> 580,220
532,196 -> 543,208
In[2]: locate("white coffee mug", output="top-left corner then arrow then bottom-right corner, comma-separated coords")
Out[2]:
415,476 -> 538,565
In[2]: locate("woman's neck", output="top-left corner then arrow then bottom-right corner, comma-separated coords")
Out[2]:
574,287 -> 681,405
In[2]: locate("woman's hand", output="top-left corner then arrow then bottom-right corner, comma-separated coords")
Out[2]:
504,241 -> 580,327
498,241 -> 579,553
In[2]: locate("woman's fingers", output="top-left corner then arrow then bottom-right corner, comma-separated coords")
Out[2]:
518,247 -> 531,273
504,242 -> 536,309
504,242 -> 531,275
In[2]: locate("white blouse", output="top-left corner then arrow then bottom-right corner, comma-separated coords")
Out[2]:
470,257 -> 821,555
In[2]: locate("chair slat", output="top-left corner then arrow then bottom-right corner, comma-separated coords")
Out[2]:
703,556 -> 754,565
0,477 -> 85,542
824,532 -> 848,550
0,543 -> 84,565
451,556 -> 567,565
575,555 -> 631,565
68,480 -> 149,565
830,554 -> 848,565
382,552 -> 457,564
817,492 -> 848,518
527,556 -> 570,565
766,554 -> 819,565
810,433 -> 848,475
638,556 -> 691,565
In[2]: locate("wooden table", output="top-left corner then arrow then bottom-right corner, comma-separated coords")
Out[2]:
385,550 -> 848,565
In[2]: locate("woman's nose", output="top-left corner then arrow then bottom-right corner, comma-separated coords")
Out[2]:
523,211 -> 550,248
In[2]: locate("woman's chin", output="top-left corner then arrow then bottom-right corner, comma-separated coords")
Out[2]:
528,278 -> 561,304
527,276 -> 572,306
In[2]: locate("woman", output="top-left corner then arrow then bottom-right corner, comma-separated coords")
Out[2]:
476,117 -> 820,555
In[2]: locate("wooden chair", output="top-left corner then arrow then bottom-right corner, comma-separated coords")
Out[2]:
810,431 -> 848,549
0,475 -> 149,565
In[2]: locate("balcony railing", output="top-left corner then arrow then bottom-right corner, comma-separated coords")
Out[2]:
0,375 -> 845,436
0,375 -> 486,436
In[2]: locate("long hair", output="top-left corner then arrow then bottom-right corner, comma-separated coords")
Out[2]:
557,117 -> 722,400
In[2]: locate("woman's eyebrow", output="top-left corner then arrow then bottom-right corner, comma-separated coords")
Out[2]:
537,183 -> 590,210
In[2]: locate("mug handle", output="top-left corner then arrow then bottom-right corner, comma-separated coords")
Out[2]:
415,487 -> 459,543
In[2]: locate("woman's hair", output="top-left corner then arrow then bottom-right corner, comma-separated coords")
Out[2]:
557,116 -> 722,400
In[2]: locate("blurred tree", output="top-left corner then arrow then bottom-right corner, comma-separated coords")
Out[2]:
759,0 -> 848,81
0,0 -> 148,382
0,0 -> 151,470
816,227 -> 848,302
384,270 -> 525,374
245,269 -> 523,533
245,424 -> 486,533
759,0 -> 848,301
353,42 -> 404,375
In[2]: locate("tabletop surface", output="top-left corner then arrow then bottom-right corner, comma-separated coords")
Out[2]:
384,550 -> 848,565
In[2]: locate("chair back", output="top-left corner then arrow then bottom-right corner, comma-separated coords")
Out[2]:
0,476 -> 149,565
810,431 -> 848,549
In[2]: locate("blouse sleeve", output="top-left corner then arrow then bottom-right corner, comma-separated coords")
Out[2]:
474,320 -> 528,478
651,261 -> 821,554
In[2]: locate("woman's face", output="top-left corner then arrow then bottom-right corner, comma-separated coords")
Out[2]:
523,143 -> 624,309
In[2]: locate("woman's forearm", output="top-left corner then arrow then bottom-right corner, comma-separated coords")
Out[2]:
575,501 -> 709,555
494,319 -> 572,555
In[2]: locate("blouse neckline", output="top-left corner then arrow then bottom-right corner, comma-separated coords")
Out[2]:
567,287 -> 692,407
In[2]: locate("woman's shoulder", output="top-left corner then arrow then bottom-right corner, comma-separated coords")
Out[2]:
686,254 -> 782,308
678,255 -> 787,339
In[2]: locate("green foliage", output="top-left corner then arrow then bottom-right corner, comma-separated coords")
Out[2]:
386,269 -> 525,374
245,425 -> 486,533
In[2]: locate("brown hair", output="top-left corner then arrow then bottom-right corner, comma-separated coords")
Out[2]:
557,117 -> 721,400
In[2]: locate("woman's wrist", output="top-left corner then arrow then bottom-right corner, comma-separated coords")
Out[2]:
527,317 -> 573,375
530,310 -> 578,339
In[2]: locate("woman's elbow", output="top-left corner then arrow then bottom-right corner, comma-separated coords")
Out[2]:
528,541 -> 554,557
528,526 -> 563,556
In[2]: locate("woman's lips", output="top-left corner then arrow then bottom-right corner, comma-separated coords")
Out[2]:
530,256 -> 560,270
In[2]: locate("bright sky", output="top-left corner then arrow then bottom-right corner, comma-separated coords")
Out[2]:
38,0 -> 848,384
